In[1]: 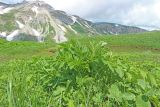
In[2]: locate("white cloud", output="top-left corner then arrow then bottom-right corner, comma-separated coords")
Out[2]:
42,0 -> 160,28
121,0 -> 160,27
1,0 -> 160,28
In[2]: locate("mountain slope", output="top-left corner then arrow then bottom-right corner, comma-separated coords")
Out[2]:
92,22 -> 146,35
0,1 -> 147,43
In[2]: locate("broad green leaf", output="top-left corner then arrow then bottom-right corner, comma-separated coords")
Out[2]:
140,70 -> 147,79
136,95 -> 151,107
109,84 -> 122,102
92,93 -> 103,103
137,79 -> 147,90
122,93 -> 135,101
67,100 -> 75,107
115,67 -> 124,78
53,86 -> 66,96
148,74 -> 157,87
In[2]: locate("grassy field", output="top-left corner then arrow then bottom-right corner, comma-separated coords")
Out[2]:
100,31 -> 160,62
0,31 -> 160,106
1,31 -> 160,63
76,31 -> 160,62
0,39 -> 56,63
89,31 -> 160,52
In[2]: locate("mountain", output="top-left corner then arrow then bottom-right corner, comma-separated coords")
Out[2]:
92,22 -> 146,35
0,1 -> 147,43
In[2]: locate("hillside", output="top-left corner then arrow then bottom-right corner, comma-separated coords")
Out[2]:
0,1 -> 146,43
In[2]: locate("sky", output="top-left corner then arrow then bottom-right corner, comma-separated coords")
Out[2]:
1,0 -> 160,29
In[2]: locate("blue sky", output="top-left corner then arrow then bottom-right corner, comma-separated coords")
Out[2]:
1,0 -> 160,29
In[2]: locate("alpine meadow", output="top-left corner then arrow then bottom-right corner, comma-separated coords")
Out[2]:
0,0 -> 160,107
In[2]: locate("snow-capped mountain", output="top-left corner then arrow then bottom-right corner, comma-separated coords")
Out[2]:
0,0 -> 147,43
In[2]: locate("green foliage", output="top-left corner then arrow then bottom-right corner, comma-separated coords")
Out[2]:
136,95 -> 151,107
0,40 -> 160,106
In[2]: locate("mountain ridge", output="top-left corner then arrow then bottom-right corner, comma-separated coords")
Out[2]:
0,1 -> 147,43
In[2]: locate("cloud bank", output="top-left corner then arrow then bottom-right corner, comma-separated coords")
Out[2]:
1,0 -> 160,29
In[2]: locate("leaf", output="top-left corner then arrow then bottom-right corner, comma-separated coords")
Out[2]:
109,84 -> 122,102
107,63 -> 114,72
53,86 -> 66,96
150,96 -> 160,107
140,70 -> 147,79
122,93 -> 135,101
137,79 -> 147,90
126,72 -> 132,82
92,93 -> 103,103
67,100 -> 75,107
136,95 -> 151,107
115,67 -> 124,78
148,74 -> 157,87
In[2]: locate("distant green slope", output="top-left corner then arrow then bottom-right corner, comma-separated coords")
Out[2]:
70,31 -> 160,49
98,31 -> 160,48
74,31 -> 160,62
0,39 -> 56,63
0,31 -> 160,63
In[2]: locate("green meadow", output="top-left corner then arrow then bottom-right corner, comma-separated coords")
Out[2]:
0,31 -> 160,106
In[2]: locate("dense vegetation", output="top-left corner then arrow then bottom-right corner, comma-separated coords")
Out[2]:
0,31 -> 160,106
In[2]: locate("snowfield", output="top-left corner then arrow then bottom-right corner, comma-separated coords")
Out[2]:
16,20 -> 25,29
0,32 -> 7,38
0,7 -> 13,14
6,30 -> 19,41
68,25 -> 77,34
31,6 -> 39,16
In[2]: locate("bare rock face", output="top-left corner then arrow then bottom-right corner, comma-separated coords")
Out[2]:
0,1 -> 147,43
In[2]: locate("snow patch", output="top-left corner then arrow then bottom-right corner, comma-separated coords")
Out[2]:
115,33 -> 118,35
84,22 -> 90,28
0,7 -> 13,14
115,24 -> 119,27
71,16 -> 83,26
31,6 -> 39,15
103,31 -> 107,34
54,30 -> 67,43
71,16 -> 77,24
16,20 -> 24,29
0,32 -> 7,38
58,25 -> 67,32
29,16 -> 33,21
32,29 -> 41,37
68,25 -> 77,34
6,30 -> 19,41
54,35 -> 67,43
109,31 -> 114,34
32,29 -> 43,42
